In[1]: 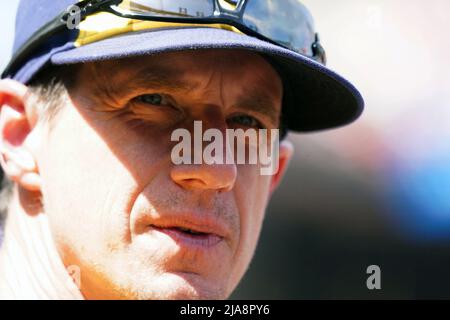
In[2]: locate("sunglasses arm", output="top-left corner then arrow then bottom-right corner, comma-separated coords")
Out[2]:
312,33 -> 327,65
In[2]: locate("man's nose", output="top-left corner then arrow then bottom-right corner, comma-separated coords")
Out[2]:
170,162 -> 237,192
170,108 -> 238,192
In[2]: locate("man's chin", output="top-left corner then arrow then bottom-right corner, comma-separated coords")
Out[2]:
124,271 -> 229,300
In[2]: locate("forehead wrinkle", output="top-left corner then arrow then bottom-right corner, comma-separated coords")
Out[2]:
219,65 -> 226,114
203,60 -> 246,113
128,65 -> 196,92
89,60 -> 199,98
200,66 -> 228,113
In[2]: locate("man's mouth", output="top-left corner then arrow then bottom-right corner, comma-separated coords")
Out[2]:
148,220 -> 225,248
169,226 -> 207,236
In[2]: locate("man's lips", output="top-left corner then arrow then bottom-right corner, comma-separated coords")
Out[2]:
150,225 -> 223,247
147,215 -> 228,248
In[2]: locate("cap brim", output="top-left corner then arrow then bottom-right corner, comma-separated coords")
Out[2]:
51,27 -> 364,132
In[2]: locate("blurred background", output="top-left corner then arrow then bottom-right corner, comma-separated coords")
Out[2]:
1,0 -> 450,299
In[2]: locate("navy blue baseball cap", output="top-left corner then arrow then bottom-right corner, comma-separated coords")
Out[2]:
2,0 -> 364,132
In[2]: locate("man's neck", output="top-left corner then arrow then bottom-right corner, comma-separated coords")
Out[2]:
0,188 -> 83,299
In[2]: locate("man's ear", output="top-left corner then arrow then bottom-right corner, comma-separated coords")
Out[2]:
0,79 -> 41,191
269,139 -> 294,194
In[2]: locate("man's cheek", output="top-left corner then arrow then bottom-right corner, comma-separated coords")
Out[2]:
227,172 -> 264,266
44,174 -> 129,263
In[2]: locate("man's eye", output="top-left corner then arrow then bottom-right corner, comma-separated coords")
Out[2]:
135,94 -> 168,106
229,115 -> 263,129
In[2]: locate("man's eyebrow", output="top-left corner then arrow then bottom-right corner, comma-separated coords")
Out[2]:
126,65 -> 194,92
234,91 -> 281,127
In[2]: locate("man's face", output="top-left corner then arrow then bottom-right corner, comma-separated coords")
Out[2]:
36,49 -> 289,299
